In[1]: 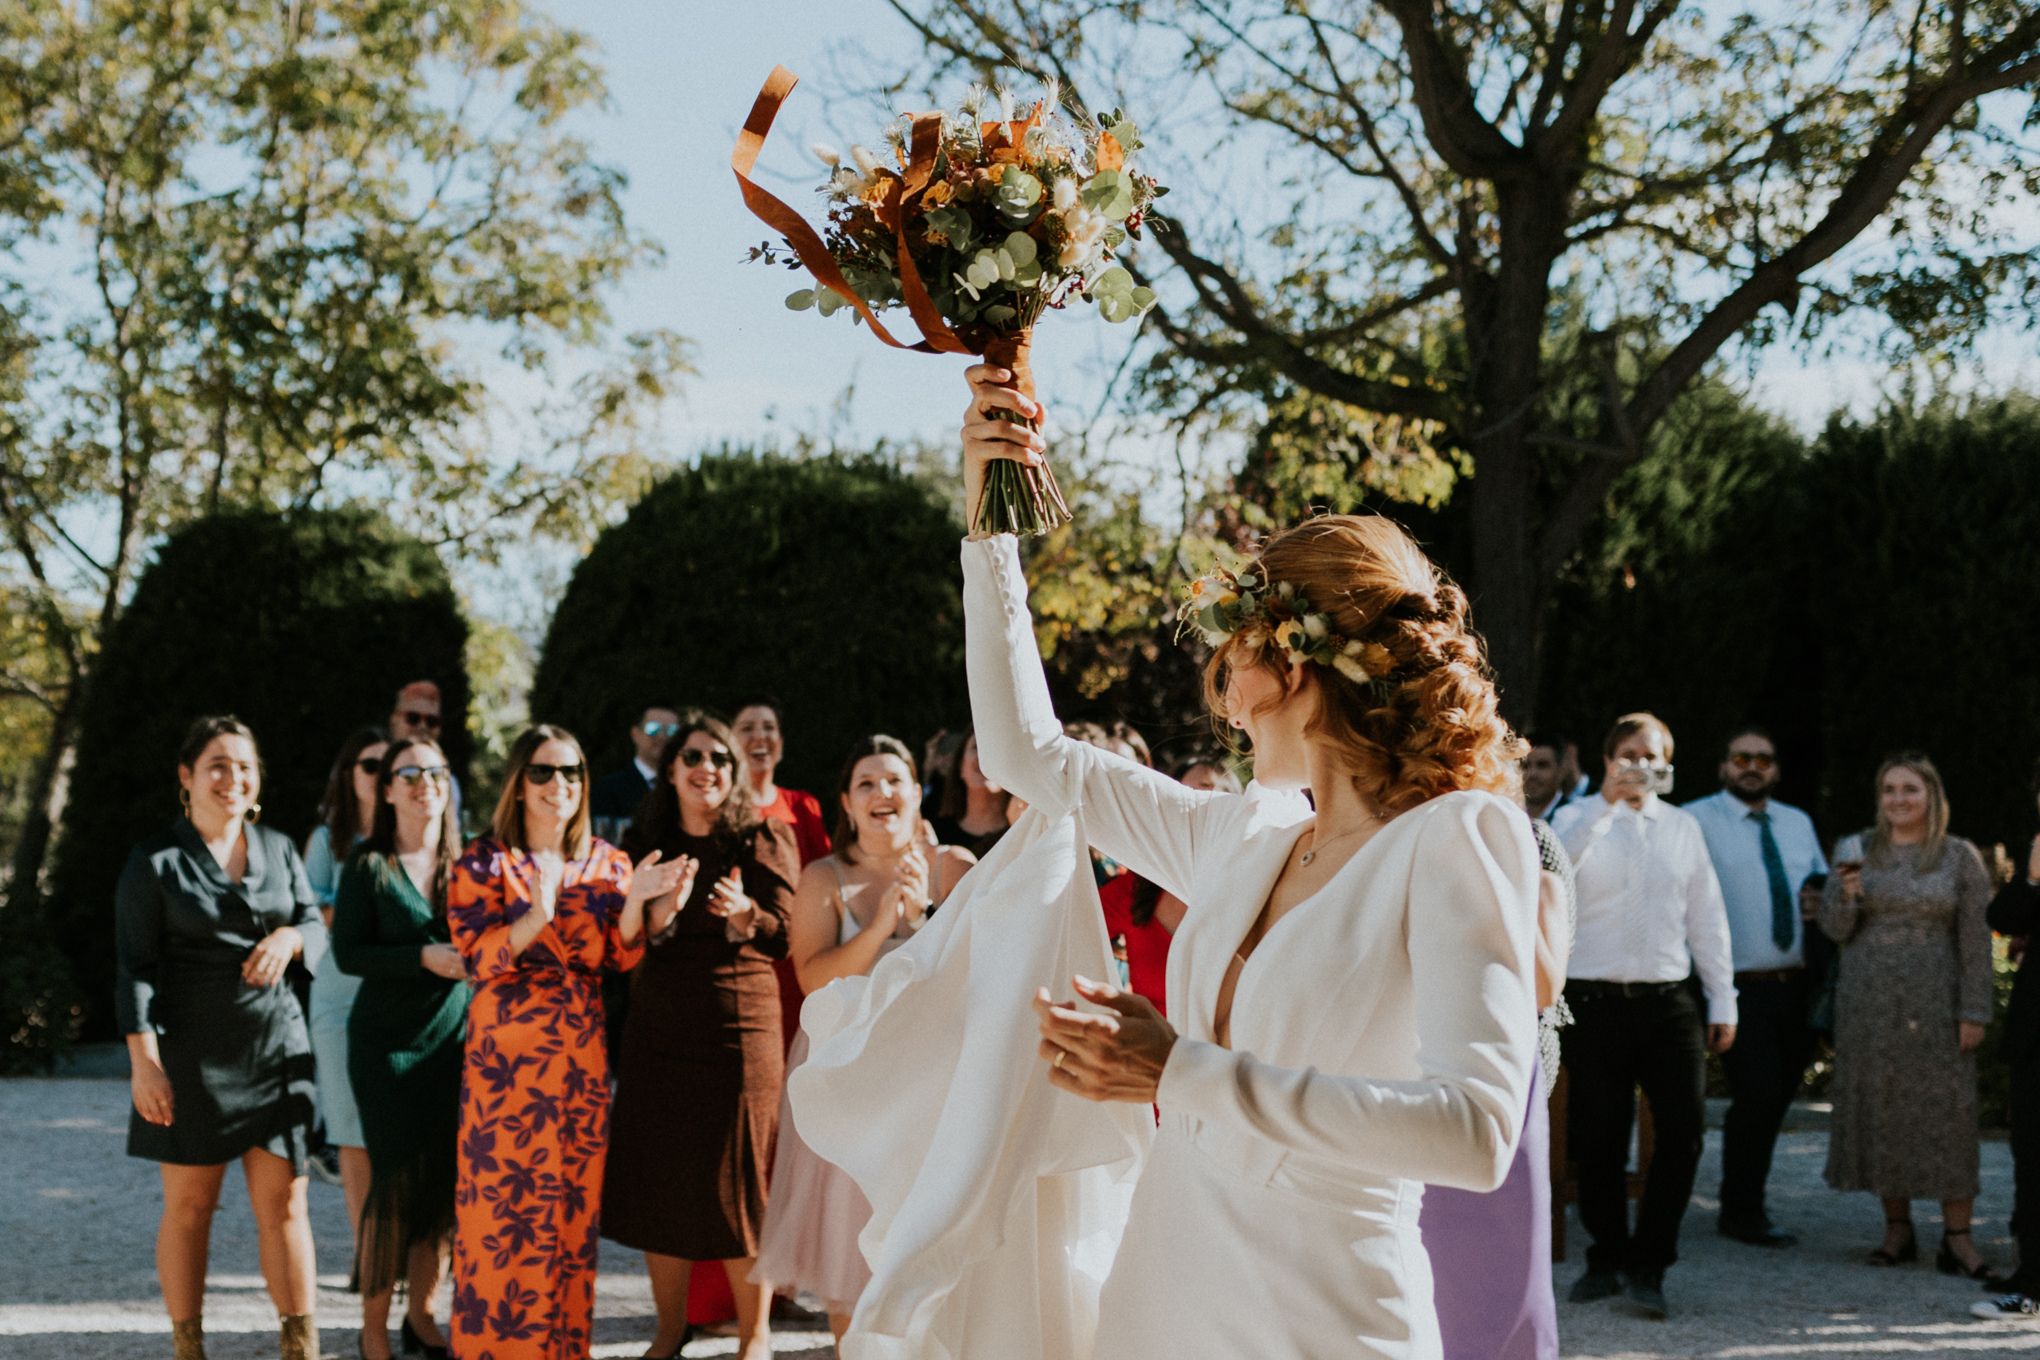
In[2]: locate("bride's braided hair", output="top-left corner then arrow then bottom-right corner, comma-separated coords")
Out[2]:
1197,514 -> 1523,814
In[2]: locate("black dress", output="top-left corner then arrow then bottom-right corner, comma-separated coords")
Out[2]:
601,819 -> 798,1260
115,818 -> 323,1169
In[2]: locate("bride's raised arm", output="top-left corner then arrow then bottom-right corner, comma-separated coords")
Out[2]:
959,364 -> 1247,903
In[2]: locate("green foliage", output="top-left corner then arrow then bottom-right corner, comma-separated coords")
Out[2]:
529,452 -> 968,798
44,507 -> 469,1038
1540,394 -> 2040,851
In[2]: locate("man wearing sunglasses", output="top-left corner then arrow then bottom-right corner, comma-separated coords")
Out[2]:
592,705 -> 682,845
1686,726 -> 1828,1249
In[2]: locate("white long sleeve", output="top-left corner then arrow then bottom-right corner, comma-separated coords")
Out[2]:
962,535 -> 1238,903
1683,849 -> 1739,1026
1155,792 -> 1539,1192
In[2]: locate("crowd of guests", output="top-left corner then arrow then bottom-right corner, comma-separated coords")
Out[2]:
110,671 -> 2040,1359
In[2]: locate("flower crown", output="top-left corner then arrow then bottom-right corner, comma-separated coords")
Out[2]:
1176,565 -> 1394,688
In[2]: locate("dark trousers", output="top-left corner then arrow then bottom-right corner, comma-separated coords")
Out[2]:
2012,1056 -> 2040,1286
1563,980 -> 1708,1276
1718,971 -> 1813,1225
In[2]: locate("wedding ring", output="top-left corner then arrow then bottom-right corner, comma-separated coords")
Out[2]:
1053,1050 -> 1066,1071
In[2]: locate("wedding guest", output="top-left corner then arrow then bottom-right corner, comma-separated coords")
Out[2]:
919,727 -> 966,819
1421,811 -> 1577,1359
389,680 -> 462,828
1554,712 -> 1737,1318
592,703 -> 680,844
1977,759 -> 2040,1319
1686,726 -> 1827,1248
331,737 -> 468,1360
753,735 -> 976,1344
116,716 -> 324,1360
446,725 -> 668,1360
925,728 -> 1013,859
1521,732 -> 1578,822
303,727 -> 388,1281
602,711 -> 799,1360
1820,753 -> 1996,1280
735,697 -> 833,865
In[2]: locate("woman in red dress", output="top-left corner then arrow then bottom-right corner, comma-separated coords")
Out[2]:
445,725 -> 680,1360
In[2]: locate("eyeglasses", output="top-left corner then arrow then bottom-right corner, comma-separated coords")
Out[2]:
523,762 -> 586,786
393,764 -> 451,786
641,721 -> 681,738
1729,752 -> 1777,771
399,709 -> 442,731
677,748 -> 736,771
355,757 -> 383,775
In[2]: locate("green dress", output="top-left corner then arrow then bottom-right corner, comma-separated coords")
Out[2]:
332,851 -> 471,1294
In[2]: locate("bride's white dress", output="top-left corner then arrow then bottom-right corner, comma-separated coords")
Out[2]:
791,534 -> 1541,1359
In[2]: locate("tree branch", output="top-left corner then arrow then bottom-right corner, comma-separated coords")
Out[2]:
1378,0 -> 1529,179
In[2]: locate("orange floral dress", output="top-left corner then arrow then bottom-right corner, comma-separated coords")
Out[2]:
446,837 -> 643,1360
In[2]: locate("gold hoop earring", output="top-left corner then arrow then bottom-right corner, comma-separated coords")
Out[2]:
178,788 -> 191,814
245,803 -> 262,824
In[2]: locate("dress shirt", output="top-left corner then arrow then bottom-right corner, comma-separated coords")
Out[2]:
1553,793 -> 1738,1025
1531,789 -> 1576,823
635,756 -> 657,785
1684,790 -> 1827,973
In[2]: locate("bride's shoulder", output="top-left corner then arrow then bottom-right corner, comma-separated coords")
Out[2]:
1397,788 -> 1535,852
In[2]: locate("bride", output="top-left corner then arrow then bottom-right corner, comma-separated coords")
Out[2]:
797,363 -> 1543,1360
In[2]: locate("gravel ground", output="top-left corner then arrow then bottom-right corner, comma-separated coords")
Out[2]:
0,1077 -> 832,1359
8,1075 -> 2040,1358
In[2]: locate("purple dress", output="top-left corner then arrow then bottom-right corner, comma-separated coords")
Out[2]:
1420,1071 -> 1557,1360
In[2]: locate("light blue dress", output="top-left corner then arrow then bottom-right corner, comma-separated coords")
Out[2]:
304,825 -> 365,1146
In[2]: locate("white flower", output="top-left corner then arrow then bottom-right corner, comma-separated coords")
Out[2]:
1332,654 -> 1372,684
850,145 -> 885,177
1052,177 -> 1079,212
1302,614 -> 1328,639
1058,238 -> 1100,269
811,143 -> 841,168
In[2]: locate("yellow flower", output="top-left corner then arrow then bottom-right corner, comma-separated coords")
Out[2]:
922,180 -> 955,207
1275,620 -> 1305,653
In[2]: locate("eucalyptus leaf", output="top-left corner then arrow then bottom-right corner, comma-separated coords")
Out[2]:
785,288 -> 817,311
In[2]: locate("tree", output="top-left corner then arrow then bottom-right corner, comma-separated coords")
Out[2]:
530,450 -> 969,799
881,0 -> 2040,718
43,505 -> 470,1048
0,0 -> 687,899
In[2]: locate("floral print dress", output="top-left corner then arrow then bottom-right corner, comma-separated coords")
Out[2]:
446,837 -> 643,1360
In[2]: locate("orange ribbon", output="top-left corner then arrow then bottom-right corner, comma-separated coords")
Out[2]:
733,66 -> 973,356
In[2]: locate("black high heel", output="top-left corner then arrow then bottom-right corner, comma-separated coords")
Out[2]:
1867,1216 -> 1917,1266
400,1314 -> 450,1360
1938,1228 -> 2001,1284
642,1325 -> 695,1360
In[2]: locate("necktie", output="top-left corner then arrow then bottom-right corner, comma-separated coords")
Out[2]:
1753,809 -> 1795,951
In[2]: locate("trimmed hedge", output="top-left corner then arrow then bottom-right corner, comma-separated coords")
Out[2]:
529,451 -> 969,799
45,507 -> 470,1038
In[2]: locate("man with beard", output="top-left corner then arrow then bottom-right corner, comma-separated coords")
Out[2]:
1686,726 -> 1827,1247
1521,731 -> 1579,822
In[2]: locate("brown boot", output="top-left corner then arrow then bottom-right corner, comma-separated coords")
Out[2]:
171,1317 -> 207,1360
278,1312 -> 318,1360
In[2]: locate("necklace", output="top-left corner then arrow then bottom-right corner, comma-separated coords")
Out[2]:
1297,820 -> 1376,867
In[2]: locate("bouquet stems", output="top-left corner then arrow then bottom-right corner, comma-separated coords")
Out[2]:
971,329 -> 1072,537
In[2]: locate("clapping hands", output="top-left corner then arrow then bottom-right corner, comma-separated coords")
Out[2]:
883,848 -> 931,936
706,870 -> 760,938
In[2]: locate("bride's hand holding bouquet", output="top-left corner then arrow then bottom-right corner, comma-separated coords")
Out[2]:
961,364 -> 1048,539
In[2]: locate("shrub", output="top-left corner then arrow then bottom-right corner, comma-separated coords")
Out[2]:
44,507 -> 469,1037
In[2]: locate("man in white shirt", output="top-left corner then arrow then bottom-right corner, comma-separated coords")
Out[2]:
1521,730 -> 1579,822
1686,727 -> 1827,1250
1554,712 -> 1737,1319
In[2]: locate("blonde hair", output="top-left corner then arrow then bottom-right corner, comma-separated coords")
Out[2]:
1200,514 -> 1522,815
1868,751 -> 1950,872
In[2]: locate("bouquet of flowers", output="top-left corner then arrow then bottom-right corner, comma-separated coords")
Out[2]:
735,66 -> 1164,536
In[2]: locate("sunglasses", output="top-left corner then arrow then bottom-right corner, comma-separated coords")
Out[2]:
1729,752 -> 1777,770
400,709 -> 442,731
524,762 -> 586,786
641,721 -> 681,738
677,748 -> 736,771
393,764 -> 451,786
355,756 -> 383,775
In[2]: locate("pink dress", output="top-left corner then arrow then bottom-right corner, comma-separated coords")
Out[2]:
751,858 -> 889,1315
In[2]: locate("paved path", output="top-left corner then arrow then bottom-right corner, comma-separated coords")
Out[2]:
8,1076 -> 2040,1357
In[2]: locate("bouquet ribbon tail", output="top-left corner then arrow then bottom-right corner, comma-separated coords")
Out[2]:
736,67 -> 968,355
734,66 -> 942,353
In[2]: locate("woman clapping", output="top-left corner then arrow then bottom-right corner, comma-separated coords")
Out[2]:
446,726 -> 673,1360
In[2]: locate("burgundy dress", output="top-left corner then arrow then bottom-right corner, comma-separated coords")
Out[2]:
601,819 -> 798,1260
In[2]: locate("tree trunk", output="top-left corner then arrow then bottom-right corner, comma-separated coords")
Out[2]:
1467,429 -> 1545,725
5,687 -> 79,907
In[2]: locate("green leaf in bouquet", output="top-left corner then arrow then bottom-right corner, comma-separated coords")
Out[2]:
785,288 -> 817,311
1091,265 -> 1134,297
1002,231 -> 1039,266
957,248 -> 1004,299
1081,170 -> 1135,221
815,288 -> 849,317
995,167 -> 1044,222
982,304 -> 1017,324
927,205 -> 976,248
